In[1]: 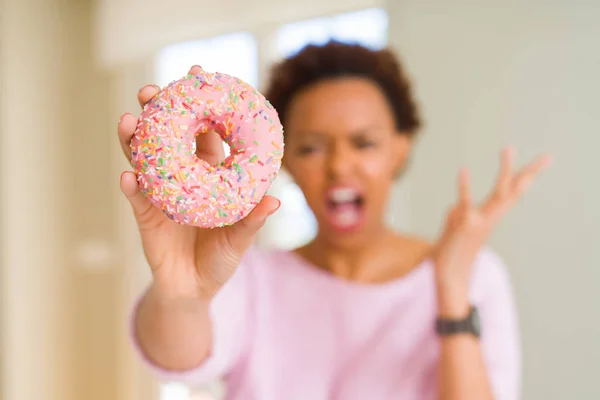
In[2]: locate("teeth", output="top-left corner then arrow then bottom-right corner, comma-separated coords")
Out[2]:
336,209 -> 359,227
330,188 -> 359,203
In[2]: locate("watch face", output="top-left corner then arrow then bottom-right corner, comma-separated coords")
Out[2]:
470,307 -> 481,336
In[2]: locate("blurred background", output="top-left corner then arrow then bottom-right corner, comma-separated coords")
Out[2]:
1,0 -> 599,399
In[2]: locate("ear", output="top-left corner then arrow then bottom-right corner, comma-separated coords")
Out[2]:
391,133 -> 412,177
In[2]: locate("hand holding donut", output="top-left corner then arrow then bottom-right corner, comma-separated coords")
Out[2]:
117,65 -> 281,299
432,147 -> 552,317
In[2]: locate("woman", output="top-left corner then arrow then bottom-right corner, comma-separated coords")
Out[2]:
117,41 -> 550,399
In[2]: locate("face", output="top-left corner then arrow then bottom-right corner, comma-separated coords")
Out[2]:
283,77 -> 411,247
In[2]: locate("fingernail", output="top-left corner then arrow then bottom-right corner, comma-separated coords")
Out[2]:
190,65 -> 203,71
119,112 -> 131,124
267,200 -> 281,216
138,84 -> 160,94
120,170 -> 132,182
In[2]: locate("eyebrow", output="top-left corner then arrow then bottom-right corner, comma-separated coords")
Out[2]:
349,126 -> 387,139
291,125 -> 385,139
287,131 -> 327,142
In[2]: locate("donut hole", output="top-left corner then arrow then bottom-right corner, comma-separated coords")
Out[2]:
192,128 -> 231,166
222,139 -> 232,158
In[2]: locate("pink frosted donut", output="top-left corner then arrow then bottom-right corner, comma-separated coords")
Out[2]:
130,67 -> 284,228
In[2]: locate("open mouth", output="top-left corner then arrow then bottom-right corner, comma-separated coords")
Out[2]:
325,186 -> 365,232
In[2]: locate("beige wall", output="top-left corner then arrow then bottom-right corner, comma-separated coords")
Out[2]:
2,0 -> 71,398
1,0 -> 123,399
69,3 -> 118,399
389,1 -> 600,399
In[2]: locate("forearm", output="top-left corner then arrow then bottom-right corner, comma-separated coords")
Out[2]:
437,284 -> 495,400
438,335 -> 494,400
134,282 -> 214,371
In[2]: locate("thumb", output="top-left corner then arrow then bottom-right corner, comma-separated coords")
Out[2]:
224,195 -> 281,253
120,171 -> 154,224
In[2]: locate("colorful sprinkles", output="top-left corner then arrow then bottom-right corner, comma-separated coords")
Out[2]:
130,66 -> 284,228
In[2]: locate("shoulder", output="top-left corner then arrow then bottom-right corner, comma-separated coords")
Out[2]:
469,247 -> 515,303
471,249 -> 522,399
392,234 -> 435,269
471,247 -> 511,283
401,234 -> 434,253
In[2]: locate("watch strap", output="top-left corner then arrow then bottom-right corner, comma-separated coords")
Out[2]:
435,306 -> 480,337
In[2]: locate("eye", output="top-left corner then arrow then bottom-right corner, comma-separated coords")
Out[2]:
353,137 -> 377,149
296,145 -> 321,155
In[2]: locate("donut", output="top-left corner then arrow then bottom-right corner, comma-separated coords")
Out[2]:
130,66 -> 284,228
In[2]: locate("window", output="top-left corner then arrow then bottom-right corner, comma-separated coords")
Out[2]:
155,32 -> 258,158
276,8 -> 388,57
155,32 -> 258,88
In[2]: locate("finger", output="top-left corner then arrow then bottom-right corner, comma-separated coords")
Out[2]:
495,146 -> 515,196
189,65 -> 204,75
458,168 -> 472,208
118,113 -> 138,162
223,195 -> 281,253
195,130 -> 226,165
120,171 -> 155,225
513,154 -> 552,195
137,84 -> 161,109
482,146 -> 515,214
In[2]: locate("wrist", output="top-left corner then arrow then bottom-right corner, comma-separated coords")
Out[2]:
436,281 -> 470,319
146,282 -> 213,315
150,273 -> 217,303
152,263 -> 224,301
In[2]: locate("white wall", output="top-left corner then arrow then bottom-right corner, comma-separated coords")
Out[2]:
97,0 -> 599,398
388,1 -> 600,399
2,0 -> 593,399
94,0 -> 383,69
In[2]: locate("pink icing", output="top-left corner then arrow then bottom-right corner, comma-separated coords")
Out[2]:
130,67 -> 284,228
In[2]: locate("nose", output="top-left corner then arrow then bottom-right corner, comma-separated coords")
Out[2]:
326,143 -> 353,180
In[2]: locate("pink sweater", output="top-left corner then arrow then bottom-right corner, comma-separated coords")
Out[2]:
131,247 -> 521,400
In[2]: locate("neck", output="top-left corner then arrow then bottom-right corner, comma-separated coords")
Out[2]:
307,225 -> 397,281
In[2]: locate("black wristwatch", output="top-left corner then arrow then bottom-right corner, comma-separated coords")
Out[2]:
435,305 -> 481,338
